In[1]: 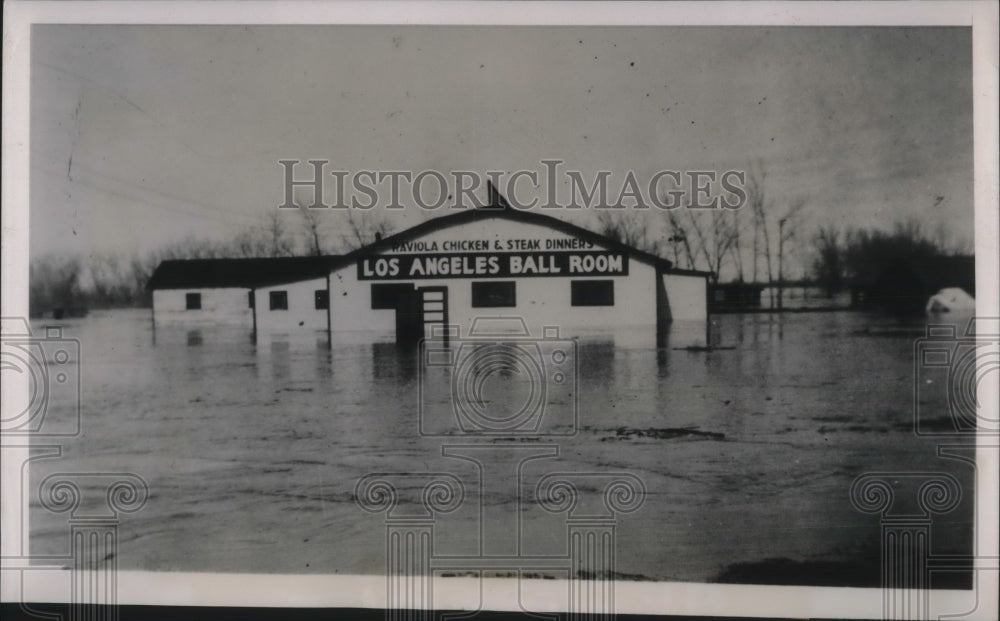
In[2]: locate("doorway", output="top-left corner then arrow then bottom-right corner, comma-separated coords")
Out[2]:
391,284 -> 449,347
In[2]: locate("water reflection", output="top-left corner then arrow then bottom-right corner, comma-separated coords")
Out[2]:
246,331 -> 338,392
656,346 -> 670,376
268,339 -> 291,382
577,339 -> 615,384
30,309 -> 974,581
416,336 -> 579,437
371,341 -> 418,385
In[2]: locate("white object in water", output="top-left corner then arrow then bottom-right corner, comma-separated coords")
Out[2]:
926,287 -> 975,313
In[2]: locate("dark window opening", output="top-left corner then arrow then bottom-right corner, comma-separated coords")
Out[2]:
315,289 -> 329,310
248,291 -> 255,308
185,293 -> 202,310
371,283 -> 412,310
472,281 -> 516,308
269,291 -> 288,311
571,280 -> 614,306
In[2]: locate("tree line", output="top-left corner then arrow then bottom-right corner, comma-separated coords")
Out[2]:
29,208 -> 394,314
594,164 -> 970,306
595,163 -> 809,291
31,167 -> 970,313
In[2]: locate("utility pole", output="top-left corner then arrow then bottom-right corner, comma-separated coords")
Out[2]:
777,217 -> 786,310
668,234 -> 685,268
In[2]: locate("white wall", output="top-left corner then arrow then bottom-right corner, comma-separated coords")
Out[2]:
661,273 -> 707,322
150,216 -> 709,341
331,267 -> 658,338
255,277 -> 328,333
152,288 -> 251,326
329,216 -> 662,339
329,268 -> 396,335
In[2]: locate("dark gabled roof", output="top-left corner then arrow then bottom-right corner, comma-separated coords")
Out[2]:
148,182 -> 710,290
147,256 -> 346,290
342,182 -> 709,276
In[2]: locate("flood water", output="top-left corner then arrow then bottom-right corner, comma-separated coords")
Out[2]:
26,309 -> 974,586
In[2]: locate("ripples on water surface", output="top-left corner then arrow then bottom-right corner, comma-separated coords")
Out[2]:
27,309 -> 974,585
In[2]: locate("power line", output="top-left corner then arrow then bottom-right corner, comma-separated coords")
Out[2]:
32,162 -> 242,227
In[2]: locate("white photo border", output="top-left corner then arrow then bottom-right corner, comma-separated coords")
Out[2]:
2,2 -> 997,619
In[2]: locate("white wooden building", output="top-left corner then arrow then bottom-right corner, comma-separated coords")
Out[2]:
148,192 -> 709,345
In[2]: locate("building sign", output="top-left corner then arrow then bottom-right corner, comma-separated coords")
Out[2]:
386,237 -> 599,254
357,251 -> 628,280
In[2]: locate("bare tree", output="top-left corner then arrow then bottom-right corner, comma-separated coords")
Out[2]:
231,225 -> 272,258
928,211 -> 973,256
264,211 -> 296,257
746,162 -> 773,297
742,162 -> 812,305
151,234 -> 228,260
229,211 -> 296,258
29,255 -> 82,314
84,253 -> 133,307
663,210 -> 696,269
298,205 -> 325,256
291,185 -> 328,256
682,207 -> 740,283
595,210 -> 662,254
812,224 -> 844,297
129,253 -> 158,306
339,210 -> 395,251
776,198 -> 807,309
729,208 -> 747,282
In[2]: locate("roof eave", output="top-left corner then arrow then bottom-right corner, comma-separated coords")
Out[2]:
342,205 -> 677,270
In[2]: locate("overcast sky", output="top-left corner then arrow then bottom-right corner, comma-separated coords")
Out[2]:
30,25 -> 973,262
